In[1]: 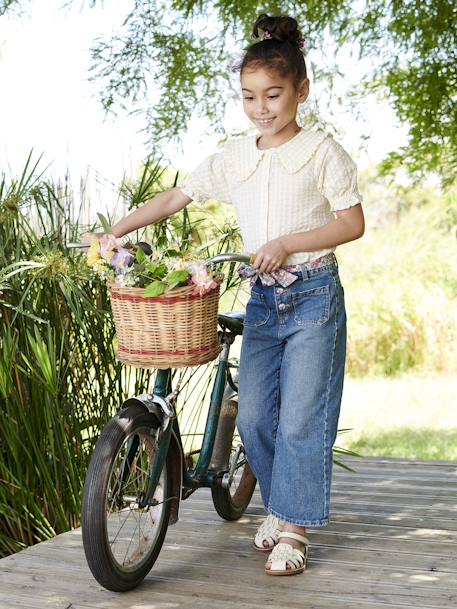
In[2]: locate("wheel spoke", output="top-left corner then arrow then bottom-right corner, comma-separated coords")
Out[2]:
105,428 -> 166,569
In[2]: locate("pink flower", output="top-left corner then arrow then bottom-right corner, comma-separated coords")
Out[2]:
99,234 -> 124,261
188,261 -> 219,296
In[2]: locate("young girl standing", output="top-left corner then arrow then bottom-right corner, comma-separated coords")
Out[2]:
105,13 -> 364,577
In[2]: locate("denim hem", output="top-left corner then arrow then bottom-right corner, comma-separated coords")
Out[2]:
267,506 -> 329,528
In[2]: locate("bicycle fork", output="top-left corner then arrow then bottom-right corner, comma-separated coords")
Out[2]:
118,333 -> 235,518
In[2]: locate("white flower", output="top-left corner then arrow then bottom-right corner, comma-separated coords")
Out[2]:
167,257 -> 188,271
114,273 -> 137,287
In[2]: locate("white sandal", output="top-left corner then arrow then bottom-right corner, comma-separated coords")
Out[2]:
265,532 -> 309,576
253,514 -> 285,552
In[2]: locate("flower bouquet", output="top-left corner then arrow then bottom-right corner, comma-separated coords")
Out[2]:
85,235 -> 224,369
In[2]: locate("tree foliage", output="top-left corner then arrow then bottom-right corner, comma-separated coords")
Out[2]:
2,0 -> 456,183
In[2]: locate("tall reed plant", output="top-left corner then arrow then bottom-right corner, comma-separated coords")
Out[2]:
0,154 -> 243,557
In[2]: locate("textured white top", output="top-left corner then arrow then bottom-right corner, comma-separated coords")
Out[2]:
178,129 -> 363,264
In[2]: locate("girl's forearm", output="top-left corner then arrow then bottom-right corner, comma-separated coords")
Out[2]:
281,206 -> 365,254
111,188 -> 191,238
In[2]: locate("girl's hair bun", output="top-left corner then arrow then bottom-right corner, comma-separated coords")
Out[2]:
252,13 -> 304,47
232,12 -> 307,88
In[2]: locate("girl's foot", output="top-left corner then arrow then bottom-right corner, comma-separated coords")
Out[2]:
253,514 -> 285,552
265,525 -> 309,575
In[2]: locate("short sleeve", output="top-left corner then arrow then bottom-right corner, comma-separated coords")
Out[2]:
317,139 -> 363,212
178,151 -> 232,205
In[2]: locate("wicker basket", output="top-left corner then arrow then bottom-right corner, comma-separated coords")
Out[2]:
108,280 -> 222,369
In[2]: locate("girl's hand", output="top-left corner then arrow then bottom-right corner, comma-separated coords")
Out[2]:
252,237 -> 289,273
80,232 -> 108,247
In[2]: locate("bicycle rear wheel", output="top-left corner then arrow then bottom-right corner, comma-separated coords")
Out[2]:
211,393 -> 257,520
82,404 -> 172,592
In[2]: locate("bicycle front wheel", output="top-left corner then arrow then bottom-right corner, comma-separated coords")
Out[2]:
82,404 -> 172,592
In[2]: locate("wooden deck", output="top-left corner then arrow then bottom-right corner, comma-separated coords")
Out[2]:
1,455 -> 457,609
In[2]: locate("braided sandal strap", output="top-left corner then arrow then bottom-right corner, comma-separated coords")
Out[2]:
267,532 -> 309,573
254,514 -> 285,550
267,542 -> 308,572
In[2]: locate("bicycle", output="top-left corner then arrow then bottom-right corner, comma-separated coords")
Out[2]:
69,248 -> 257,592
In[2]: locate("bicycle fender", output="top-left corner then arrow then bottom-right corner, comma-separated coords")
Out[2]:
120,393 -> 166,426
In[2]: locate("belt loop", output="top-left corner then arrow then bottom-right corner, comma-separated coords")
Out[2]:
300,264 -> 309,281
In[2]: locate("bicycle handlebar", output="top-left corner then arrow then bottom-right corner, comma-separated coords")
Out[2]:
65,243 -> 253,266
205,253 -> 252,266
66,243 -> 90,249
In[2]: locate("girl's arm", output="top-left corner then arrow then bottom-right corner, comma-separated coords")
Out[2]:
281,203 -> 365,254
111,187 -> 193,238
253,203 -> 365,273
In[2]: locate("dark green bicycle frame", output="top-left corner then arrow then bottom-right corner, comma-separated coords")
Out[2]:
144,338 -> 232,505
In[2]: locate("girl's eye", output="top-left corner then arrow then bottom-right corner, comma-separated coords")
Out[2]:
268,95 -> 279,99
243,97 -> 254,101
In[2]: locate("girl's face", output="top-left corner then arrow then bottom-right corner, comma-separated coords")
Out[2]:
241,66 -> 309,142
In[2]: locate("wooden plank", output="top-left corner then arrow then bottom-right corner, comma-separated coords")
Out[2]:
332,483 -> 457,499
8,537 -> 456,577
39,520 -> 457,549
177,505 -> 457,531
190,492 -> 457,511
336,456 -> 457,468
333,472 -> 457,485
0,586 -> 448,609
2,559 -> 457,609
196,484 -> 457,503
35,526 -> 457,570
0,594 -> 69,609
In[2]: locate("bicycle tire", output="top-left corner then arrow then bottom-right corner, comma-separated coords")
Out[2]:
82,404 -> 172,592
211,394 -> 257,520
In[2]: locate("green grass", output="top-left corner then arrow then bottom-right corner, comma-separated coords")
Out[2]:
338,374 -> 457,461
346,428 -> 457,461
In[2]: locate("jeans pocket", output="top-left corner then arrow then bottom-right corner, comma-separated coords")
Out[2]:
292,285 -> 330,326
244,291 -> 270,327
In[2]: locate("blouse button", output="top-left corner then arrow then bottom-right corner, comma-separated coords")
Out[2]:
278,303 -> 287,311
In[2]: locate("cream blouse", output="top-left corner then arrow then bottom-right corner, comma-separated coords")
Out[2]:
178,129 -> 363,265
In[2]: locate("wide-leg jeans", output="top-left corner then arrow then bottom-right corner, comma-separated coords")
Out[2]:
237,261 -> 346,527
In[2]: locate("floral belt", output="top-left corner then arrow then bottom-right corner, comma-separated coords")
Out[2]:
238,252 -> 337,287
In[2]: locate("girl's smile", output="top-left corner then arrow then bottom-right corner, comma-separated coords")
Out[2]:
241,66 -> 309,148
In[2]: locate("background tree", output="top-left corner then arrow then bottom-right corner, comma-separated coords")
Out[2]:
1,0 -> 456,183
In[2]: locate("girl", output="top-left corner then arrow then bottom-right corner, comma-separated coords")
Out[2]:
102,13 -> 364,577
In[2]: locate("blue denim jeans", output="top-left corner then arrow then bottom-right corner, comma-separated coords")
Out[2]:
237,260 -> 346,527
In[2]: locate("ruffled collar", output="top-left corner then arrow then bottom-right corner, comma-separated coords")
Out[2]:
226,129 -> 331,181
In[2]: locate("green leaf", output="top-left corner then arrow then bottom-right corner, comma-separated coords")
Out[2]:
97,212 -> 112,233
144,280 -> 166,297
156,235 -> 167,248
135,247 -> 148,264
154,263 -> 168,278
165,270 -> 189,287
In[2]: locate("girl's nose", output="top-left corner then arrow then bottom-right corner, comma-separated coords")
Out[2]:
256,100 -> 269,114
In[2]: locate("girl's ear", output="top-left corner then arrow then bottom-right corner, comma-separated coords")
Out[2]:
298,78 -> 310,103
